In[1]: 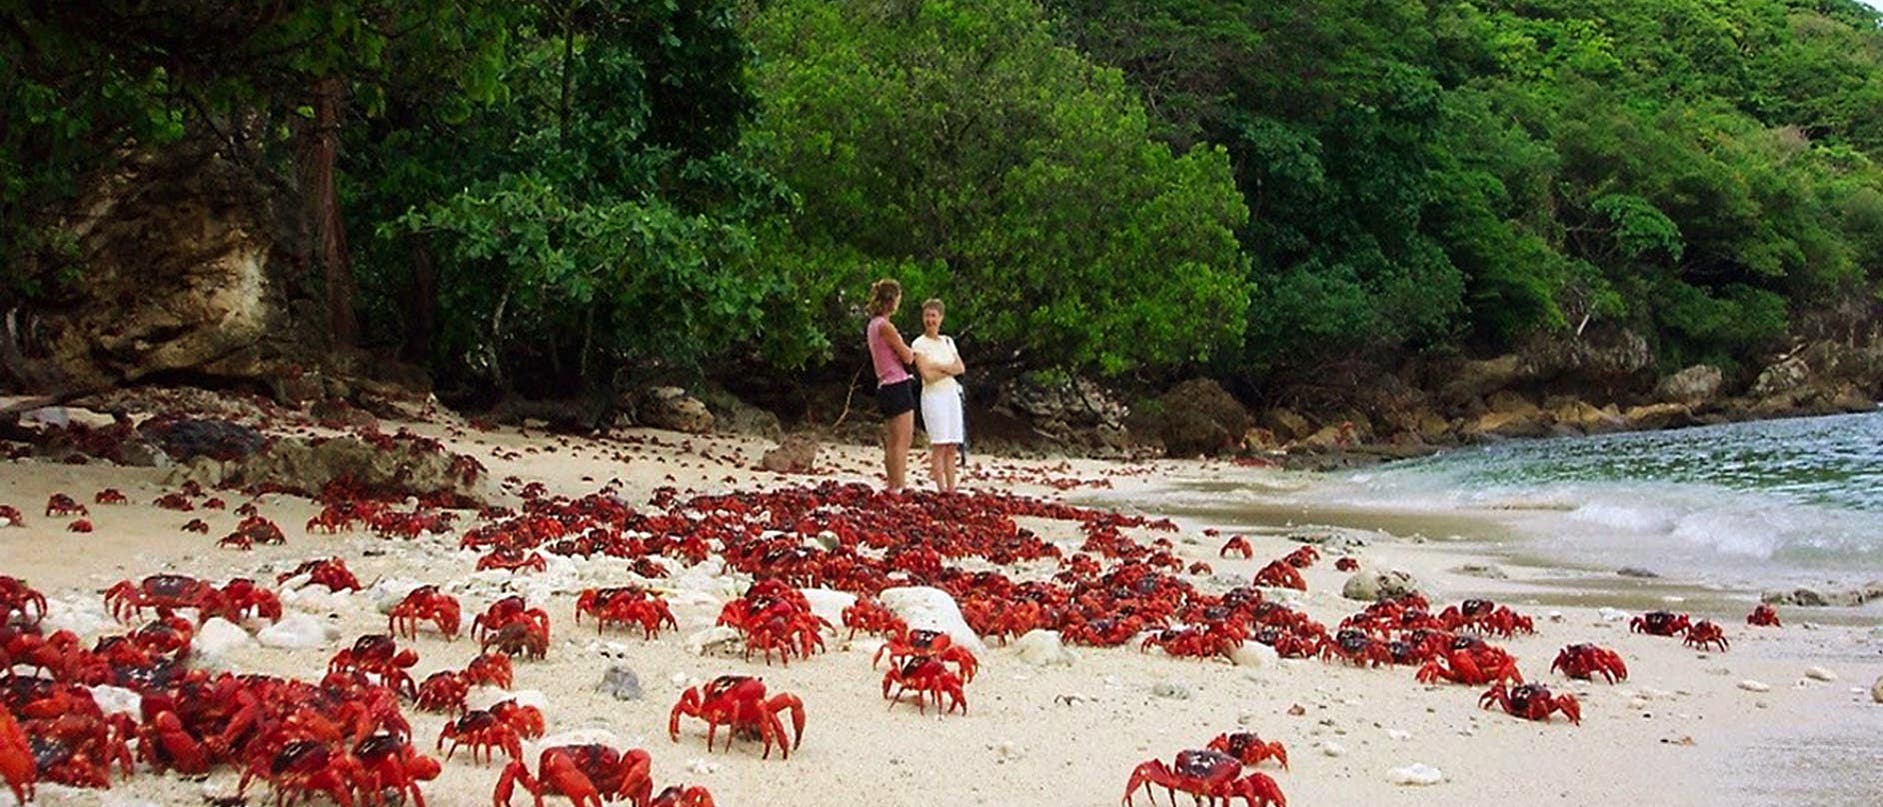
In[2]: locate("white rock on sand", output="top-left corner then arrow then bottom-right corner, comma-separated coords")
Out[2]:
88,685 -> 142,717
685,625 -> 743,656
257,612 -> 338,649
194,617 -> 255,662
1010,629 -> 1078,667
1389,763 -> 1445,785
877,586 -> 986,653
1803,666 -> 1836,682
1737,680 -> 1772,693
799,587 -> 857,629
1231,640 -> 1279,669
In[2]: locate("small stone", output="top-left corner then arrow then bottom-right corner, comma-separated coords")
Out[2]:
1389,763 -> 1444,786
596,665 -> 642,701
1011,630 -> 1078,667
87,685 -> 142,718
685,758 -> 719,775
1738,680 -> 1771,693
256,613 -> 337,650
1870,675 -> 1882,704
1317,741 -> 1347,757
1151,681 -> 1193,700
1231,641 -> 1279,669
1385,729 -> 1411,741
1616,567 -> 1661,578
1597,607 -> 1629,622
1804,666 -> 1837,682
685,626 -> 743,656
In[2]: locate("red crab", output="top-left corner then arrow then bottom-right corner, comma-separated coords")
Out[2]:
481,621 -> 548,661
882,655 -> 968,715
181,518 -> 211,534
277,557 -> 362,592
873,627 -> 978,682
1318,628 -> 1393,667
1206,731 -> 1289,770
1123,749 -> 1286,807
1,710 -> 32,805
45,493 -> 87,518
416,671 -> 470,715
1629,610 -> 1691,637
1281,545 -> 1319,568
651,785 -> 716,807
354,734 -> 442,807
477,547 -> 548,573
669,675 -> 805,760
153,492 -> 195,511
841,597 -> 907,639
66,518 -> 93,533
575,587 -> 677,639
254,740 -> 366,807
1682,620 -> 1729,652
464,652 -> 516,689
1415,639 -> 1523,686
93,489 -> 128,505
328,634 -> 420,697
0,576 -> 49,627
1551,644 -> 1628,684
490,699 -> 545,740
437,708 -> 524,764
1253,560 -> 1306,590
1480,682 -> 1581,725
0,505 -> 23,527
1746,604 -> 1781,628
202,497 -> 226,510
1334,557 -> 1360,572
1219,536 -> 1253,559
495,745 -> 653,807
220,515 -> 286,550
389,585 -> 462,641
104,574 -> 229,623
715,580 -> 828,666
221,577 -> 284,622
1140,625 -> 1242,661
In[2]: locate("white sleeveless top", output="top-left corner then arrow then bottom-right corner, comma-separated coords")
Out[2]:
909,335 -> 960,396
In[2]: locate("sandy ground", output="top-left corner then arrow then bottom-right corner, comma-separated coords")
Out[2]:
2,407 -> 1880,807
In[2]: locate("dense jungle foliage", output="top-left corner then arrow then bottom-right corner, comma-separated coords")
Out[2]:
4,0 -> 1882,394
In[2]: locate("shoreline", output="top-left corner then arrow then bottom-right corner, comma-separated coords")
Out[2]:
1,406 -> 1879,807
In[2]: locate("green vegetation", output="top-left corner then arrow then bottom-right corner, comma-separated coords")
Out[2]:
5,0 -> 1883,395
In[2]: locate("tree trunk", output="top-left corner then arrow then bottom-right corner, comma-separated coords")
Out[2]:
306,76 -> 357,347
404,235 -> 438,362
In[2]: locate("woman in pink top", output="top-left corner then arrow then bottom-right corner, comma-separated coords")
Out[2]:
866,279 -> 917,491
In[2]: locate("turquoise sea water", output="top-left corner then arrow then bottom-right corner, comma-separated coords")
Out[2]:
1320,411 -> 1883,583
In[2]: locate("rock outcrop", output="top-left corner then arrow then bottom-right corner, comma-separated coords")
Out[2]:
33,145 -> 316,390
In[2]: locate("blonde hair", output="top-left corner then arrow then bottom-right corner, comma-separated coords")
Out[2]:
921,298 -> 944,314
867,279 -> 902,317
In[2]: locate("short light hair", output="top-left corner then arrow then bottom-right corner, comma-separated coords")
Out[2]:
921,298 -> 944,313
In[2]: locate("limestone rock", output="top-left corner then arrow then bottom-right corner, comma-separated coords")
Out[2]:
637,387 -> 715,434
1623,403 -> 1698,431
1261,409 -> 1314,443
696,384 -> 782,439
36,145 -> 313,389
1656,365 -> 1724,406
1011,630 -> 1078,667
1231,641 -> 1279,669
878,586 -> 985,654
760,433 -> 819,474
1761,582 -> 1883,608
1389,763 -> 1445,786
798,588 -> 855,631
1342,568 -> 1425,602
598,662 -> 643,699
1803,666 -> 1836,683
1871,675 -> 1882,704
1751,355 -> 1811,399
1149,379 -> 1252,457
257,613 -> 337,650
211,434 -> 491,504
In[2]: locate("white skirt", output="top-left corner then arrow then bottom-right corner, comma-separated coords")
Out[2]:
921,383 -> 965,445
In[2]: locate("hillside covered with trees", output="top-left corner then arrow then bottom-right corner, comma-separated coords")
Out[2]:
4,0 -> 1881,440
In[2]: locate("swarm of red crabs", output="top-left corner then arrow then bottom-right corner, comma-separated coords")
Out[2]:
0,442 -> 1786,805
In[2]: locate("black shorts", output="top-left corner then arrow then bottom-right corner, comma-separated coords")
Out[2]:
875,378 -> 917,418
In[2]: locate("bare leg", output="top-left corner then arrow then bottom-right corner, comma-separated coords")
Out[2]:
886,412 -> 914,491
937,445 -> 959,492
929,443 -> 947,490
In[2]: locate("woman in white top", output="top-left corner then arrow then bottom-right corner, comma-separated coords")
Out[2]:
910,298 -> 966,492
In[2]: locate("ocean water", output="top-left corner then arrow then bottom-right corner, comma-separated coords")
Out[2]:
1310,411 -> 1883,585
